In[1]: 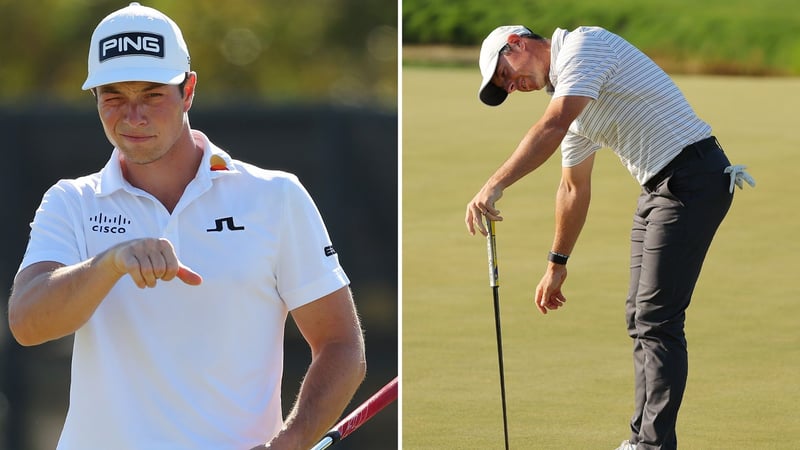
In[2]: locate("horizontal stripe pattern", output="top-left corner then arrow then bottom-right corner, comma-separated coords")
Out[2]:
550,27 -> 711,185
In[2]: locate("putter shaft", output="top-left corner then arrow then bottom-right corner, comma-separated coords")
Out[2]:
486,217 -> 510,450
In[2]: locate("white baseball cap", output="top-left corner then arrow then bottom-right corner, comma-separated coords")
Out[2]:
82,2 -> 190,90
478,25 -> 533,106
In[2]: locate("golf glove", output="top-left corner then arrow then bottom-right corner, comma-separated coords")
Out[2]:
724,165 -> 755,193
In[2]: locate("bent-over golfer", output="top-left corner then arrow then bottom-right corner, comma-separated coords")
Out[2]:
465,25 -> 754,450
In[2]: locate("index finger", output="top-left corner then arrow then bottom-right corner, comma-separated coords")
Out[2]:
465,206 -> 476,235
155,239 -> 181,281
464,205 -> 488,236
535,285 -> 548,314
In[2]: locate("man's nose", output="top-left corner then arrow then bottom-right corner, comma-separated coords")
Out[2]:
124,103 -> 146,125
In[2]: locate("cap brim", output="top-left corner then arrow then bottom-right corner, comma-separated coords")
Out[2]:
479,82 -> 508,106
82,67 -> 187,90
477,45 -> 508,106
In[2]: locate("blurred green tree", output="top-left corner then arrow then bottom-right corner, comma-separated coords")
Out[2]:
0,0 -> 397,106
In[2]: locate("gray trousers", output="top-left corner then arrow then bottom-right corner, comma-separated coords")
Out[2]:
626,138 -> 733,450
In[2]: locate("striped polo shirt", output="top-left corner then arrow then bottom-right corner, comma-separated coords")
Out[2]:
549,26 -> 711,185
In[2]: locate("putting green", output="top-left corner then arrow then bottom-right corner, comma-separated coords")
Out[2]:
402,66 -> 800,449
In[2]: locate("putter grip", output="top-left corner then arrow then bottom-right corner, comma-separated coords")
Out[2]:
485,217 -> 499,287
309,377 -> 398,449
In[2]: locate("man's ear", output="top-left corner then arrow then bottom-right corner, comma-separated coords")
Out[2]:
507,34 -> 522,46
183,72 -> 197,111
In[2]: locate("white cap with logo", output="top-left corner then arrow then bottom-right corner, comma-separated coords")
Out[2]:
82,2 -> 190,90
478,25 -> 533,106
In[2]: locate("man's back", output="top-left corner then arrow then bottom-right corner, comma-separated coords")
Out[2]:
552,26 -> 711,184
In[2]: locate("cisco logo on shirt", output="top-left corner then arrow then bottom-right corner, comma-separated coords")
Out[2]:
89,213 -> 131,234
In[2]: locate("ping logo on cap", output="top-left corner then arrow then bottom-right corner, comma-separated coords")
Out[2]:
99,32 -> 164,61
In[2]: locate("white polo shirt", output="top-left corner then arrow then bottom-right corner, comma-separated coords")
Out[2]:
549,27 -> 712,185
19,130 -> 350,450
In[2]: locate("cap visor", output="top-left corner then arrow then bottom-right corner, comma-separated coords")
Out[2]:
82,67 -> 187,90
479,83 -> 508,106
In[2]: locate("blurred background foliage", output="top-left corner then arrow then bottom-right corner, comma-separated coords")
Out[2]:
402,0 -> 800,76
0,0 -> 397,107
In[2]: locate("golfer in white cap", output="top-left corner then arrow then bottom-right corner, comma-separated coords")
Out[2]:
9,3 -> 365,449
465,25 -> 754,450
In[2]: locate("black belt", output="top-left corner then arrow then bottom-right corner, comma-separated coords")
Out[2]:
644,136 -> 720,190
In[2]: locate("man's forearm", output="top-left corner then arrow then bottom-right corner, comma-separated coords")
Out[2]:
551,177 -> 591,256
8,254 -> 122,346
10,238 -> 202,346
488,119 -> 567,191
266,340 -> 366,449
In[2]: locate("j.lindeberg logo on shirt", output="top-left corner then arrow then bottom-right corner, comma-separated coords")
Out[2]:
206,217 -> 245,232
89,212 -> 132,234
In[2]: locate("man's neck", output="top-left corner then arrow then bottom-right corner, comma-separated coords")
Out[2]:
120,129 -> 204,213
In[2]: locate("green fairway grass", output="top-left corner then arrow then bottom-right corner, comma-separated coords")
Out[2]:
402,67 -> 800,449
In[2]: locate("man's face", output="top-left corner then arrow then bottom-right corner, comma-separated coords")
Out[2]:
95,78 -> 192,166
490,36 -> 549,96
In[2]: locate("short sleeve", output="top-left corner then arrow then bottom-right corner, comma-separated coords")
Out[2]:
552,31 -> 617,100
561,130 -> 601,167
18,181 -> 85,274
275,176 -> 349,310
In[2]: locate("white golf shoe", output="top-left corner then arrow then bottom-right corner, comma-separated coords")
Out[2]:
614,440 -> 637,450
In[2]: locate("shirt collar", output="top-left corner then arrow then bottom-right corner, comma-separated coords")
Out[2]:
94,129 -> 237,197
547,27 -> 569,95
193,129 -> 237,178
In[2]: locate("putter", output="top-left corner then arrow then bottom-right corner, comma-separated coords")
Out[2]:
309,377 -> 398,450
486,217 -> 510,450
